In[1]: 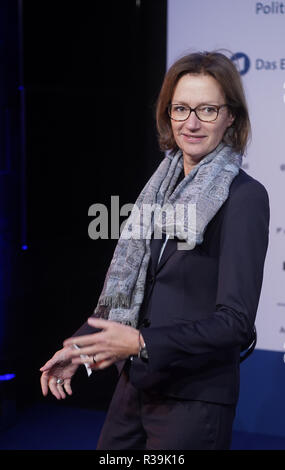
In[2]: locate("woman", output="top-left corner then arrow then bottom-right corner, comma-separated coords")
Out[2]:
40,51 -> 270,450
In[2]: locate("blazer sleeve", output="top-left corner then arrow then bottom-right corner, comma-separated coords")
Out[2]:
140,179 -> 270,373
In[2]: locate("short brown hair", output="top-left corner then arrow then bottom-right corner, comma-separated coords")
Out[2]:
156,51 -> 251,155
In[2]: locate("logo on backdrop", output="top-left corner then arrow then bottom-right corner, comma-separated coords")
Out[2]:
231,52 -> 285,74
256,2 -> 285,14
231,52 -> 251,75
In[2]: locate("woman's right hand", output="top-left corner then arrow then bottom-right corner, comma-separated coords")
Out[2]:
40,347 -> 80,400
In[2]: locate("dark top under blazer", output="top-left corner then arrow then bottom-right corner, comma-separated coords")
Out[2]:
74,169 -> 270,406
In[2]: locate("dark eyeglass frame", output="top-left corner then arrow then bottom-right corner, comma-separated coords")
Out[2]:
168,103 -> 229,122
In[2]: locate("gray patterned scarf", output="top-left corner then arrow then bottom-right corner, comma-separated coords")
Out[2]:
93,143 -> 242,328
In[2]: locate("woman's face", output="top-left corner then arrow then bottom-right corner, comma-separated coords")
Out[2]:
170,74 -> 234,167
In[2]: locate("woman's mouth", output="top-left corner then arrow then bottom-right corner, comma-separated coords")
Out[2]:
182,134 -> 206,143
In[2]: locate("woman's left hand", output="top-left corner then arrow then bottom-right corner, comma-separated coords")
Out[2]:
63,318 -> 140,370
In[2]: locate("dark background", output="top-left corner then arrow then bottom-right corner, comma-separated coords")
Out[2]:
0,0 -> 166,411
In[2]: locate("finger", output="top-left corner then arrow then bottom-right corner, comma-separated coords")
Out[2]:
40,372 -> 49,396
57,385 -> 66,400
39,357 -> 58,372
94,357 -> 117,370
56,381 -> 66,400
71,354 -> 100,365
71,356 -> 91,365
63,333 -> 103,348
67,345 -> 103,358
63,379 -> 73,396
87,317 -> 110,328
71,350 -> 113,365
49,378 -> 62,400
94,352 -> 117,363
39,361 -> 53,372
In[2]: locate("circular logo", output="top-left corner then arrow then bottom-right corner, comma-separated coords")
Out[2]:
231,52 -> 251,75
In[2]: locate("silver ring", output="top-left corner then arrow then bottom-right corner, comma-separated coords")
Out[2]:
93,355 -> 97,364
56,378 -> 64,385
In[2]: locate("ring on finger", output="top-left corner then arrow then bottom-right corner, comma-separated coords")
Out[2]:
56,378 -> 64,385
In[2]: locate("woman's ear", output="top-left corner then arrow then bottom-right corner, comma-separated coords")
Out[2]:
223,113 -> 235,144
227,111 -> 236,128
227,111 -> 235,128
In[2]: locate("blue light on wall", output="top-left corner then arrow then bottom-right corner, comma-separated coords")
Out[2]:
0,373 -> 16,381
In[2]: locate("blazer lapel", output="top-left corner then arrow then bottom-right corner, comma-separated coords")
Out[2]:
149,235 -> 165,276
149,235 -> 178,275
150,170 -> 185,276
156,237 -> 178,273
149,168 -> 185,276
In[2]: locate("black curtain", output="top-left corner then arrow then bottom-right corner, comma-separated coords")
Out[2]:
15,0 -> 167,410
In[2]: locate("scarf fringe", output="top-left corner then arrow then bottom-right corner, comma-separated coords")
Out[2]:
98,293 -> 131,309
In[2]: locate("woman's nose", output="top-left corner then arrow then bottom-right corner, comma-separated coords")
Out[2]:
184,110 -> 201,130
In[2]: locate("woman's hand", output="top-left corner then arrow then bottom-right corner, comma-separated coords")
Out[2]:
63,318 -> 141,370
40,347 -> 80,400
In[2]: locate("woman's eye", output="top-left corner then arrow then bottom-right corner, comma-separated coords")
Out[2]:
174,106 -> 186,112
200,106 -> 216,114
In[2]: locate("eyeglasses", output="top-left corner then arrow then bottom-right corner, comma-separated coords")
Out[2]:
168,103 -> 228,122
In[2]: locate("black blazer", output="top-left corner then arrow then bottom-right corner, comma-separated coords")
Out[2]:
74,169 -> 269,406
128,169 -> 270,405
